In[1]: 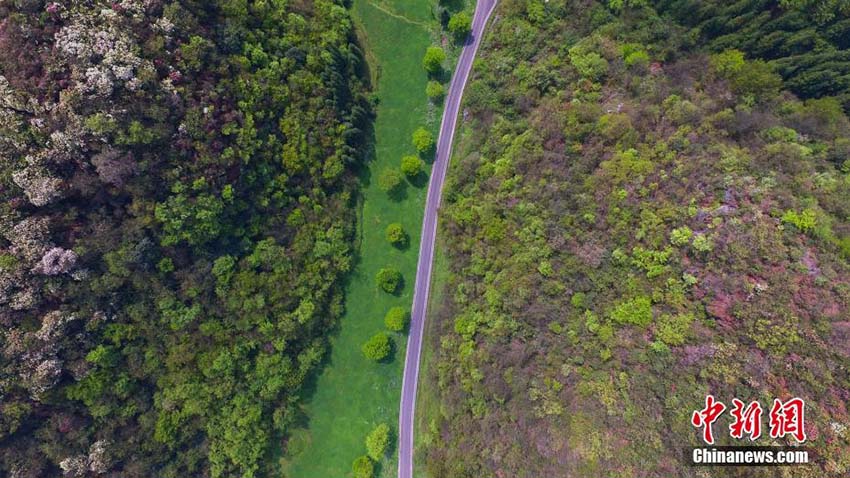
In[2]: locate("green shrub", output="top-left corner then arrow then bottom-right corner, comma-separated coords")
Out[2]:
447,12 -> 472,41
669,226 -> 693,246
762,126 -> 798,143
569,43 -> 608,80
401,155 -> 424,177
422,46 -> 446,74
425,80 -> 445,100
654,313 -> 694,346
412,127 -> 435,153
384,306 -> 409,332
570,292 -> 587,308
375,268 -> 402,293
610,296 -> 653,328
781,209 -> 817,233
377,168 -> 403,194
365,423 -> 391,460
352,455 -> 374,478
362,333 -> 391,361
385,223 -> 407,246
691,234 -> 714,253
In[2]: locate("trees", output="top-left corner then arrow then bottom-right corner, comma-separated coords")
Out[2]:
0,0 -> 371,475
422,46 -> 446,74
385,223 -> 408,247
412,127 -> 435,154
426,80 -> 445,100
352,455 -> 374,478
361,333 -> 391,361
447,12 -> 472,41
365,423 -> 391,460
377,168 -> 403,194
401,155 -> 424,177
375,268 -> 403,293
384,307 -> 409,332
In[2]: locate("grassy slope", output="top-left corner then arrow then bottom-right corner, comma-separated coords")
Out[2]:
281,1 -> 438,476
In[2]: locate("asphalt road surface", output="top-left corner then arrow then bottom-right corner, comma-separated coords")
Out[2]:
397,2 -> 498,477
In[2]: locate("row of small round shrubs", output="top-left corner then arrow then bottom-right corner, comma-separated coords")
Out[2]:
356,11 -> 472,474
351,423 -> 392,478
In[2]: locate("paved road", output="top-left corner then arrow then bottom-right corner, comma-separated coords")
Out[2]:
397,2 -> 497,477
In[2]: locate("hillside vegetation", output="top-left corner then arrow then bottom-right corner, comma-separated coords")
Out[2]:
424,0 -> 850,476
0,0 -> 370,476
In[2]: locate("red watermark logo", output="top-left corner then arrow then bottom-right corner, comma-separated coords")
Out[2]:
691,396 -> 807,445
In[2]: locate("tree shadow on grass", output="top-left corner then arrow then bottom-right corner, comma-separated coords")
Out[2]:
408,170 -> 429,189
386,181 -> 408,202
391,236 -> 411,252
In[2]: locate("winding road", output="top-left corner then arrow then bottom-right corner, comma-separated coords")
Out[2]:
397,1 -> 497,477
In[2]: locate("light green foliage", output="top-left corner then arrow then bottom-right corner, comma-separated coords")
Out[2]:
669,226 -> 693,246
570,292 -> 587,308
599,148 -> 653,184
365,423 -> 390,460
422,46 -> 446,73
0,254 -> 18,272
621,43 -> 650,68
710,49 -> 781,101
691,234 -> 714,252
352,455 -> 374,478
568,43 -> 609,80
377,168 -> 403,193
610,296 -> 653,327
655,313 -> 694,346
425,80 -> 445,100
782,209 -> 817,233
662,95 -> 700,125
412,127 -> 435,153
401,155 -> 424,177
762,126 -> 799,143
709,49 -> 746,76
749,313 -> 801,355
375,268 -> 402,293
630,246 -> 672,278
447,12 -> 472,41
584,310 -> 601,333
609,0 -> 649,10
384,307 -> 409,332
154,179 -> 227,246
385,223 -> 407,246
361,333 -> 391,361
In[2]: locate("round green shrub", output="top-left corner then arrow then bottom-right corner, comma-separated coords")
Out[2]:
425,80 -> 445,100
375,267 -> 402,293
400,155 -> 424,177
447,12 -> 472,41
365,423 -> 390,460
412,127 -> 434,154
352,455 -> 374,478
422,46 -> 446,73
362,333 -> 391,361
384,306 -> 409,332
377,168 -> 403,193
385,223 -> 407,246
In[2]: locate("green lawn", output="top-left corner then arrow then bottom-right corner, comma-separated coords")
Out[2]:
280,1 -> 440,477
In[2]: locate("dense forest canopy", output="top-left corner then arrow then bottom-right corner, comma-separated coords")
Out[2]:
424,0 -> 850,477
0,0 -> 370,476
656,0 -> 850,107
